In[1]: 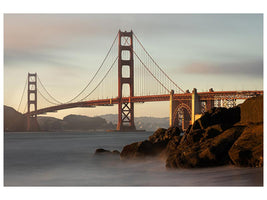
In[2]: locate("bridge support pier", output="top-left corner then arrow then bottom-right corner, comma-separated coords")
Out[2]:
191,88 -> 202,123
117,30 -> 136,131
26,73 -> 40,131
169,90 -> 191,131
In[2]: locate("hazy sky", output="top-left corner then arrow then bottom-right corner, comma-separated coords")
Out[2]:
4,14 -> 263,118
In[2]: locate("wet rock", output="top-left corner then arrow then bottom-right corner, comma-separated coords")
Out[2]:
120,140 -> 156,159
164,135 -> 182,155
229,123 -> 263,167
112,150 -> 120,155
95,148 -> 120,155
121,127 -> 181,159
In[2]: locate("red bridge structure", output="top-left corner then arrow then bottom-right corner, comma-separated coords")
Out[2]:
17,30 -> 263,131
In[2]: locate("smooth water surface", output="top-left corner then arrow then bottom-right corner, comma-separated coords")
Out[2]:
4,131 -> 263,186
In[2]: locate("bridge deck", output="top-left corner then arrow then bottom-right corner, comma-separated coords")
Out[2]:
23,90 -> 263,116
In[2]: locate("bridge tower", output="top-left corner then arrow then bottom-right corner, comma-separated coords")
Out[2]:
117,30 -> 136,131
27,73 -> 39,131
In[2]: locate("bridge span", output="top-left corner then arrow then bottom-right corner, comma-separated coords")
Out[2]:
19,30 -> 263,131
24,88 -> 263,131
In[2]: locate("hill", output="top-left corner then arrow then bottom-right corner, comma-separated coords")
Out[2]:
4,106 -> 27,132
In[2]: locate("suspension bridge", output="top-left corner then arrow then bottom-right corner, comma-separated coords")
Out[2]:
17,30 -> 263,131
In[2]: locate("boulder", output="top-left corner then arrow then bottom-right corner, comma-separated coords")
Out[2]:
112,150 -> 120,155
121,127 -> 181,159
229,123 -> 263,167
95,148 -> 120,155
202,124 -> 224,139
149,127 -> 180,143
120,140 -> 156,159
193,107 -> 240,131
164,135 -> 182,155
240,95 -> 263,124
166,125 -> 245,168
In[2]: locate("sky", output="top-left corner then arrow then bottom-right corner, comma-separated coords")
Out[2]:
4,14 -> 263,119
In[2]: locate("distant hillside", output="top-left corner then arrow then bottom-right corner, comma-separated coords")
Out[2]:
99,114 -> 169,131
4,105 -> 27,132
38,114 -> 115,131
4,105 -> 169,132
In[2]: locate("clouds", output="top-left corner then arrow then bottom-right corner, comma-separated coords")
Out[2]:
180,59 -> 263,77
4,14 -> 263,117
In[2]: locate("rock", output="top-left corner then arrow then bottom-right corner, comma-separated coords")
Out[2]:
121,127 -> 181,159
185,129 -> 205,144
229,123 -> 263,167
240,95 -> 263,124
166,125 -> 245,168
195,107 -> 240,131
202,124 -> 223,139
112,150 -> 120,155
95,148 -> 120,155
149,127 -> 180,143
120,95 -> 263,169
164,135 -> 182,155
120,140 -> 156,159
202,125 -> 245,165
148,128 -> 167,143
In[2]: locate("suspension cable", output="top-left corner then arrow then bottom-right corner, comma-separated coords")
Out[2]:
124,39 -> 170,93
17,77 -> 28,112
79,35 -> 130,101
37,89 -> 58,105
65,32 -> 119,103
133,51 -> 170,93
37,75 -> 62,104
133,33 -> 185,93
79,56 -> 118,101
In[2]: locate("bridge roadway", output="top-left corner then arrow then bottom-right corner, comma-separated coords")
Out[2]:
24,90 -> 263,117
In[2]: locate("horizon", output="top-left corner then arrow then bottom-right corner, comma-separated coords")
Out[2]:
4,14 -> 263,119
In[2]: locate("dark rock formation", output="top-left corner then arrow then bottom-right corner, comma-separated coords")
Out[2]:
4,106 -> 27,132
240,95 -> 263,124
95,148 -> 120,155
166,95 -> 263,168
120,95 -> 263,169
229,123 -> 263,167
120,127 -> 181,159
190,106 -> 240,132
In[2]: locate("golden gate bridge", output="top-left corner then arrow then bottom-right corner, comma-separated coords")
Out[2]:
16,30 -> 263,131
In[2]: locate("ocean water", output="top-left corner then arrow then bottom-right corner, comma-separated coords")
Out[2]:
4,131 -> 263,186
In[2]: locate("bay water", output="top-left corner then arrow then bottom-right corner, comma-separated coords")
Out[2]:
4,131 -> 263,186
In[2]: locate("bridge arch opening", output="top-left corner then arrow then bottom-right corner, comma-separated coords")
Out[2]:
173,103 -> 191,132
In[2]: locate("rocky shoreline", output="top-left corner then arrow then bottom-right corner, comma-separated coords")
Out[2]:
118,95 -> 263,168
